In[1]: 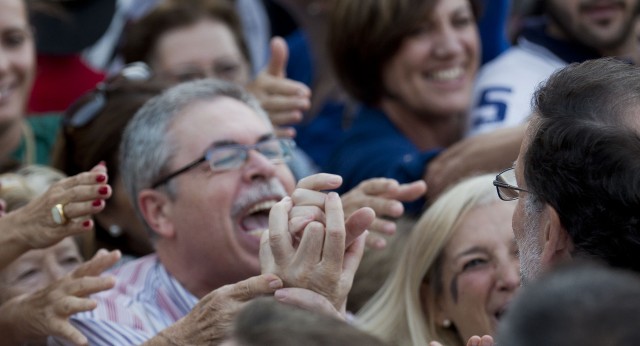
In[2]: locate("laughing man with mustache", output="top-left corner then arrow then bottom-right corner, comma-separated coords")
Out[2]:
49,79 -> 425,345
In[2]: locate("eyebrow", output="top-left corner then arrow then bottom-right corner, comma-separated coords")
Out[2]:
209,133 -> 276,148
455,246 -> 487,260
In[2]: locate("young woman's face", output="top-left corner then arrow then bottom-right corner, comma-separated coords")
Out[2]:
0,0 -> 35,128
0,237 -> 82,303
435,201 -> 520,341
152,19 -> 250,86
382,0 -> 479,118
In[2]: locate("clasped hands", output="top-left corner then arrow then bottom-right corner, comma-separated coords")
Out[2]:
260,173 -> 376,318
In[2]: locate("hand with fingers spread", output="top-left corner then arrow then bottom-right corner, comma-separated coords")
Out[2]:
143,274 -> 283,346
0,163 -> 111,269
246,36 -> 311,138
341,178 -> 427,249
261,191 -> 370,316
0,249 -> 120,346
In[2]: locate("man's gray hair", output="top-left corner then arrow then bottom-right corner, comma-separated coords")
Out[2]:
119,78 -> 270,230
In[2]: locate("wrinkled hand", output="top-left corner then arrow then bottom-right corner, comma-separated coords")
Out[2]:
274,287 -> 344,321
341,178 -> 426,249
151,274 -> 283,345
0,249 -> 119,346
289,173 -> 375,247
425,124 -> 525,202
10,163 -> 112,250
246,36 -> 311,138
260,192 -> 368,314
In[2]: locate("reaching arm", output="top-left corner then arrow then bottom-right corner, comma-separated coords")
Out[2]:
0,164 -> 112,270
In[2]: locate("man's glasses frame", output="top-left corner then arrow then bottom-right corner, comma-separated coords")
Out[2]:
151,138 -> 295,189
493,167 -> 530,201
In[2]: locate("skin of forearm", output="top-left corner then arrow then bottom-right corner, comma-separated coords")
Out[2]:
0,212 -> 33,271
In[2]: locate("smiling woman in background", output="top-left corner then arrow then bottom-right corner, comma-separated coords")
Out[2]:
0,0 -> 62,171
357,174 -> 520,346
325,0 -> 481,211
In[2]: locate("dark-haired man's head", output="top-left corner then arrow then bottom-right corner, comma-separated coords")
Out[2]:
497,262 -> 640,346
512,58 -> 640,283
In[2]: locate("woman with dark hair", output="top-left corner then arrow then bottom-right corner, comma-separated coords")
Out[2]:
326,0 -> 481,211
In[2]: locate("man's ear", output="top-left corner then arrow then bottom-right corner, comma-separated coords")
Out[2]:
138,189 -> 175,239
540,205 -> 573,271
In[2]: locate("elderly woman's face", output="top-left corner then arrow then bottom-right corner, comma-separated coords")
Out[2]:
0,0 -> 35,127
0,237 -> 82,303
435,200 -> 519,341
153,18 -> 251,86
382,0 -> 479,117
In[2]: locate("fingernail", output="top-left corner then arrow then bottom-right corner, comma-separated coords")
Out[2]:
98,186 -> 109,195
83,220 -> 92,228
92,199 -> 102,207
96,248 -> 108,255
96,174 -> 106,183
384,223 -> 396,234
98,161 -> 106,166
269,278 -> 283,289
274,289 -> 287,299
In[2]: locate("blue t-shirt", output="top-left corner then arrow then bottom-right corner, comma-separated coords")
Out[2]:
285,30 -> 354,169
325,105 -> 440,213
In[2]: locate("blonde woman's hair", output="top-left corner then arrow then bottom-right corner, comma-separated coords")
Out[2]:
357,174 -> 501,346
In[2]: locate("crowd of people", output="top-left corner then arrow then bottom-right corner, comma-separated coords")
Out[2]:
1,0 -> 640,345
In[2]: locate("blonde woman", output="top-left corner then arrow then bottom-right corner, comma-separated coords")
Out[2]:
357,174 -> 520,345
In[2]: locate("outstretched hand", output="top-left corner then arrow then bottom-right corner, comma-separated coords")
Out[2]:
0,163 -> 112,270
288,173 -> 375,247
341,178 -> 426,249
0,249 -> 120,346
147,274 -> 283,346
261,190 -> 368,314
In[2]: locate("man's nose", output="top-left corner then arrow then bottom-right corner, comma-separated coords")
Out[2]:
242,149 -> 277,182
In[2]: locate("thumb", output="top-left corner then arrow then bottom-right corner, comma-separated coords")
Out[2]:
267,36 -> 288,78
229,274 -> 283,301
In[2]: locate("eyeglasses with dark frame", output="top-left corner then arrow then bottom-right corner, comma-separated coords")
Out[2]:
151,138 -> 295,189
493,167 -> 530,201
63,62 -> 152,128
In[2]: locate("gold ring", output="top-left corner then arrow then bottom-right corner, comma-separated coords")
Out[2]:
51,203 -> 68,225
